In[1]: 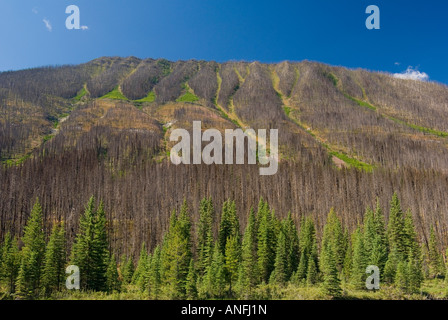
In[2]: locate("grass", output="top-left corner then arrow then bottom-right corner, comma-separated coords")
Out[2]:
73,86 -> 87,102
134,91 -> 156,103
100,87 -> 128,100
330,151 -> 374,172
283,106 -> 291,117
176,91 -> 199,103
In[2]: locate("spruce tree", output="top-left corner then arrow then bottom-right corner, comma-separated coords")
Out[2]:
224,235 -> 241,294
428,226 -> 444,279
0,233 -> 20,294
296,217 -> 318,283
133,242 -> 149,286
71,196 -> 110,291
218,200 -> 239,253
369,200 -> 388,273
120,255 -> 134,285
322,242 -> 342,298
270,225 -> 288,286
41,221 -> 66,296
197,197 -> 214,276
350,226 -> 368,289
105,254 -> 121,293
185,259 -> 197,299
202,244 -> 226,298
306,256 -> 318,286
387,193 -> 407,260
321,209 -> 345,273
237,208 -> 259,295
148,245 -> 162,299
284,212 -> 300,280
257,198 -> 275,283
16,198 -> 46,298
395,260 -> 408,292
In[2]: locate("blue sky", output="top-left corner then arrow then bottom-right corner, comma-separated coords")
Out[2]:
0,0 -> 447,83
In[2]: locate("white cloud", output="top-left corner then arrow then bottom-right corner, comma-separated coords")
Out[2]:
32,7 -> 38,14
394,62 -> 400,66
43,18 -> 52,32
393,66 -> 429,82
81,25 -> 89,30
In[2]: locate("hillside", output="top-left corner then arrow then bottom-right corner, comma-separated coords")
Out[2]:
1,57 -> 448,256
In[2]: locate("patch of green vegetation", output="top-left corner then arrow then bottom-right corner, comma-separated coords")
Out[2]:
176,91 -> 199,103
43,135 -> 53,143
135,91 -> 156,103
389,117 -> 448,137
283,106 -> 291,117
330,151 -> 374,172
344,93 -> 376,111
2,153 -> 31,167
326,72 -> 339,86
157,59 -> 172,76
73,87 -> 87,102
100,87 -> 128,100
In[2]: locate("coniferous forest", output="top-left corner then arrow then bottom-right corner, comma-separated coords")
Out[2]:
1,193 -> 447,300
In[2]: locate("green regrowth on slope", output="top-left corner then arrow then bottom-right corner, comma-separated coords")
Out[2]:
100,87 -> 128,100
135,91 -> 156,103
176,91 -> 199,103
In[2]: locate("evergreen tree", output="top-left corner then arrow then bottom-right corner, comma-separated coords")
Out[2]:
296,217 -> 318,283
427,225 -> 444,279
320,209 -> 345,273
148,245 -> 162,299
202,244 -> 226,298
257,198 -> 275,283
133,242 -> 149,286
369,200 -> 388,273
41,221 -> 66,296
306,256 -> 318,286
0,233 -> 20,294
395,260 -> 408,292
16,198 -> 46,298
270,225 -> 288,286
284,212 -> 300,280
71,196 -> 110,291
387,193 -> 407,260
237,208 -> 259,295
197,197 -> 214,276
322,241 -> 342,298
160,201 -> 192,298
120,255 -> 134,285
218,200 -> 239,253
407,248 -> 423,294
105,254 -> 121,293
224,235 -> 241,294
342,235 -> 353,283
350,226 -> 368,289
185,259 -> 197,299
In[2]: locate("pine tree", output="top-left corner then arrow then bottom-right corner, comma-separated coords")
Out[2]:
284,212 -> 300,280
0,233 -> 20,294
160,201 -> 192,298
197,197 -> 214,276
387,193 -> 406,260
395,260 -> 408,292
320,209 -> 345,273
71,196 -> 110,291
224,235 -> 241,294
133,242 -> 149,286
270,225 -> 288,286
428,225 -> 444,279
296,217 -> 318,283
16,198 -> 46,298
342,237 -> 352,283
350,226 -> 368,289
369,200 -> 388,273
257,198 -> 275,283
202,244 -> 226,298
120,255 -> 134,285
105,254 -> 121,293
237,208 -> 258,295
41,221 -> 66,296
306,256 -> 318,286
322,242 -> 342,298
148,245 -> 162,299
218,200 -> 239,253
407,248 -> 423,294
185,259 -> 197,299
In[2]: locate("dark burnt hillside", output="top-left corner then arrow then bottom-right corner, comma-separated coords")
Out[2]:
1,57 -> 448,257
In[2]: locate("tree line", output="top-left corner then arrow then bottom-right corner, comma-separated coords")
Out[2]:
0,193 -> 447,299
